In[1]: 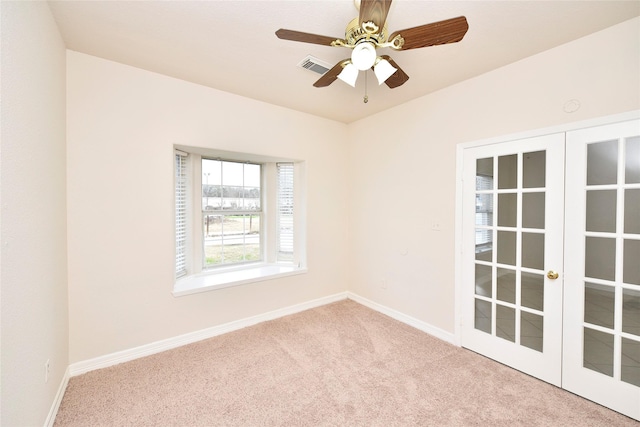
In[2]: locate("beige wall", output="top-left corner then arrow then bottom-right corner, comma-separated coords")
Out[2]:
0,1 -> 68,425
2,7 -> 639,423
63,15 -> 640,363
66,51 -> 350,363
347,17 -> 640,334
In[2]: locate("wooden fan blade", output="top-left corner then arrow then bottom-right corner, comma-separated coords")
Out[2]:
378,55 -> 409,89
276,29 -> 339,46
313,60 -> 350,88
359,0 -> 393,29
389,16 -> 468,50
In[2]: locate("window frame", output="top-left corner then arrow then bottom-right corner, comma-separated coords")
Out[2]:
201,157 -> 264,269
173,146 -> 306,296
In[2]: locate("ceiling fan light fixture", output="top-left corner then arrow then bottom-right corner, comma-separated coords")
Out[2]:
337,62 -> 359,87
351,42 -> 376,70
373,58 -> 397,85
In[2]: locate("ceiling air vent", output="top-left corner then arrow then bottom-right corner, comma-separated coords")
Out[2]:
297,55 -> 332,75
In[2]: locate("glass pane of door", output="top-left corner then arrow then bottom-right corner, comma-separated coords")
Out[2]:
581,138 -> 640,387
473,150 -> 549,350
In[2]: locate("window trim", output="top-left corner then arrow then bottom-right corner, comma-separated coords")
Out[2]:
173,146 -> 306,296
173,263 -> 307,297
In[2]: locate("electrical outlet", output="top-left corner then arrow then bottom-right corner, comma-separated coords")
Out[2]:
381,278 -> 387,289
45,359 -> 50,383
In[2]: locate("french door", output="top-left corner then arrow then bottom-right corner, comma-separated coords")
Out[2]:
460,118 -> 640,420
563,120 -> 640,419
460,133 -> 565,386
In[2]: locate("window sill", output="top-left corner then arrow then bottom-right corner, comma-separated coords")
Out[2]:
173,264 -> 307,297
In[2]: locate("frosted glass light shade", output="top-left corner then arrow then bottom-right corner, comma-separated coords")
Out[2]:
351,42 -> 376,70
337,63 -> 359,87
374,59 -> 397,85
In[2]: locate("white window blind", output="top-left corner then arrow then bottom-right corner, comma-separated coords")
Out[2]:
277,163 -> 294,262
175,151 -> 188,277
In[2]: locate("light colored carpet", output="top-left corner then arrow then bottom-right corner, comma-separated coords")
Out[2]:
55,299 -> 637,426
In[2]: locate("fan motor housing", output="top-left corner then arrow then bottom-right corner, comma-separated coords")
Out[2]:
345,17 -> 388,46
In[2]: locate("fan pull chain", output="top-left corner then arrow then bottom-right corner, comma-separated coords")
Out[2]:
363,71 -> 369,103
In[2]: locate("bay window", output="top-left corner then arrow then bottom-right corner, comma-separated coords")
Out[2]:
173,146 -> 306,296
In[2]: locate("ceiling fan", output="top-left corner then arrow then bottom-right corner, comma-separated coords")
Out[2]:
276,0 -> 469,89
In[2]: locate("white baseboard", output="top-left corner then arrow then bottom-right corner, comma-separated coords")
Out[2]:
69,292 -> 348,377
56,290 -> 452,425
44,366 -> 70,427
346,292 -> 457,345
68,291 -> 455,379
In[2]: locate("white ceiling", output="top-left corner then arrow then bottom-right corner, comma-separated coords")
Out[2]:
48,0 -> 640,123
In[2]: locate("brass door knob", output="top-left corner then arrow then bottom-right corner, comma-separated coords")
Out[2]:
547,270 -> 559,280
